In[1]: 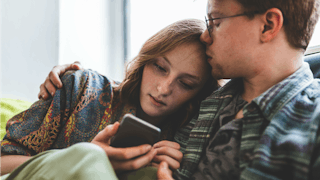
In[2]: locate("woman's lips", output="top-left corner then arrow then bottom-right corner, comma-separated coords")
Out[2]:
206,55 -> 213,62
149,95 -> 166,106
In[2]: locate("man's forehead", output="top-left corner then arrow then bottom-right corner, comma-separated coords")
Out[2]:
206,0 -> 243,16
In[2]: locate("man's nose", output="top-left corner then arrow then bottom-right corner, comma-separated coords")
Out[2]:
200,30 -> 213,45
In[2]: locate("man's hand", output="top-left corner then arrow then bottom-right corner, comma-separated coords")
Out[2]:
91,122 -> 157,173
151,140 -> 183,170
157,161 -> 174,180
38,61 -> 83,100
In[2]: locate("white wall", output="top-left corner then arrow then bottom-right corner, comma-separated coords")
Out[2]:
1,0 -> 59,102
1,0 -> 125,102
129,0 -> 207,60
59,0 -> 125,82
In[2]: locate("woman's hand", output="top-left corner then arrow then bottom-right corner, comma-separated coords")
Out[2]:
38,61 -> 83,100
91,122 -> 157,173
151,140 -> 183,170
157,161 -> 174,180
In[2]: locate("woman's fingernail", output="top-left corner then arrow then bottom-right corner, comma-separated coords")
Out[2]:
145,145 -> 152,151
153,143 -> 158,148
51,92 -> 54,96
161,162 -> 167,169
107,124 -> 114,128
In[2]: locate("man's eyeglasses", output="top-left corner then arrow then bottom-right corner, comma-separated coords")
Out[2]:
205,13 -> 250,37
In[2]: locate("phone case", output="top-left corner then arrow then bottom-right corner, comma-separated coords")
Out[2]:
110,114 -> 161,147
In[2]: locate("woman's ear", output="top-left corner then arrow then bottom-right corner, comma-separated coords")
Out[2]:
260,8 -> 284,43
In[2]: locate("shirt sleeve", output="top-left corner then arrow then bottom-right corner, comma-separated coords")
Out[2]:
310,114 -> 320,179
1,69 -> 113,156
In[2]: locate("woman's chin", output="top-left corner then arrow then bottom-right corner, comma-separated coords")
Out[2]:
141,107 -> 168,120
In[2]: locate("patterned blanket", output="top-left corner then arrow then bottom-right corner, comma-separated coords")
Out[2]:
1,70 -> 136,155
0,98 -> 32,139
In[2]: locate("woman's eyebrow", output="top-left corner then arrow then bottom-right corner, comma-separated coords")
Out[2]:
163,56 -> 172,65
181,73 -> 201,81
162,56 -> 201,81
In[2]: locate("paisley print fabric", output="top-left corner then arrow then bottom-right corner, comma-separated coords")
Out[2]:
1,70 -> 136,155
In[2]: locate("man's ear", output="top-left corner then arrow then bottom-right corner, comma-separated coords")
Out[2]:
260,8 -> 284,43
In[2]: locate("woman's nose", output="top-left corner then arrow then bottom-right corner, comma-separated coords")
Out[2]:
157,78 -> 173,96
200,30 -> 213,45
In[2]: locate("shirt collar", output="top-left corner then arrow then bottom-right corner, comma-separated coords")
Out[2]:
253,62 -> 314,121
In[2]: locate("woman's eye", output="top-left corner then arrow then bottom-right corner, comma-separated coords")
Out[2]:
179,81 -> 193,90
153,63 -> 166,72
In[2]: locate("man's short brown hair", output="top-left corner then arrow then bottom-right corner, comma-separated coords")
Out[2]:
238,0 -> 320,50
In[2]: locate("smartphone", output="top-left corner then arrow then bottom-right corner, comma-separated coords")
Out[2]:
110,114 -> 161,148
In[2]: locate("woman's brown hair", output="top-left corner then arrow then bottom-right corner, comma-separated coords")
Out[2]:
116,19 -> 219,129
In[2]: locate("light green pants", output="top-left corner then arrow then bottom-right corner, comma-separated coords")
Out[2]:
1,142 -> 157,180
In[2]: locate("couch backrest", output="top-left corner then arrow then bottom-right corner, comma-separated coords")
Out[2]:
304,52 -> 320,78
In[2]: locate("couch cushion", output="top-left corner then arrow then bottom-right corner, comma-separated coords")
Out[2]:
304,52 -> 320,78
0,98 -> 32,140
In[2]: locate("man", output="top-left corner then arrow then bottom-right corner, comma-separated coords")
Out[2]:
37,0 -> 320,179
172,0 -> 320,179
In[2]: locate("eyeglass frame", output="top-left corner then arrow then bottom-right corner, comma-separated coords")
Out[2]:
205,12 -> 256,37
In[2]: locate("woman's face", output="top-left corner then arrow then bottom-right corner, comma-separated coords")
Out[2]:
139,42 -> 211,121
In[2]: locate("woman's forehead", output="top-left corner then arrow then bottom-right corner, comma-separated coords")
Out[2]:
161,43 -> 209,79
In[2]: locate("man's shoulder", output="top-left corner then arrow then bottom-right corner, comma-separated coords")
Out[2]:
297,78 -> 320,103
306,78 -> 320,96
278,78 -> 320,121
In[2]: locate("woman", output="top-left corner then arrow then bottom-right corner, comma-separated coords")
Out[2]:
1,19 -> 219,179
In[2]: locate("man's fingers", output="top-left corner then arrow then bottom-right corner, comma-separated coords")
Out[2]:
107,144 -> 152,160
38,83 -> 50,100
44,77 -> 58,97
49,67 -> 65,88
111,148 -> 157,172
71,61 -> 83,70
59,62 -> 81,73
60,61 -> 83,73
38,62 -> 84,100
157,161 -> 174,180
49,62 -> 82,89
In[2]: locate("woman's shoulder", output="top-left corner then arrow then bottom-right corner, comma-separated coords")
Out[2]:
62,69 -> 120,88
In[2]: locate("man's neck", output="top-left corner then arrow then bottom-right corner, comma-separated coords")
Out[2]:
241,52 -> 304,103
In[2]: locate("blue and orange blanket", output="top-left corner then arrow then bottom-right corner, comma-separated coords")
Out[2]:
1,70 -> 136,155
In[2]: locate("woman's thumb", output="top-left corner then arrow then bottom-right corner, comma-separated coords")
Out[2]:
95,122 -> 120,142
157,161 -> 174,180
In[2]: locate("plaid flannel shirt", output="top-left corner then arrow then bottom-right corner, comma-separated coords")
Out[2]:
174,62 -> 320,180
